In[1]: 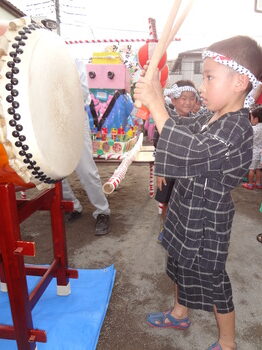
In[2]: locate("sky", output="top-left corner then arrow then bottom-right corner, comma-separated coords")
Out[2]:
8,0 -> 262,60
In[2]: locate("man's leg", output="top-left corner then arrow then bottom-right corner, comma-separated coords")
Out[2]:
75,119 -> 110,234
62,179 -> 83,221
76,156 -> 110,218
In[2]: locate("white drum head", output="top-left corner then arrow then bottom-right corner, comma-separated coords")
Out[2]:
0,18 -> 85,188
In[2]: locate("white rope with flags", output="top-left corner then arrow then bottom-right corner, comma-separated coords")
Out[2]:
102,133 -> 143,194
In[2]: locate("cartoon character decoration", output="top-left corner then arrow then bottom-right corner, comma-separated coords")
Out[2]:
86,51 -> 139,156
105,44 -> 140,83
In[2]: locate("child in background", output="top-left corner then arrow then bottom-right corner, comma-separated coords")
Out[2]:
144,116 -> 155,143
242,106 -> 262,189
154,80 -> 199,242
134,35 -> 262,350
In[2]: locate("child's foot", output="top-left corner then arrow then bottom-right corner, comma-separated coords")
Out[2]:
242,183 -> 254,190
255,184 -> 262,189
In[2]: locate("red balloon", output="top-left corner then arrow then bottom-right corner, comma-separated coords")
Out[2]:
160,64 -> 169,87
137,43 -> 167,70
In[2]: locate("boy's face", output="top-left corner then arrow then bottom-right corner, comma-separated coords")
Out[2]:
171,91 -> 196,117
200,58 -> 239,114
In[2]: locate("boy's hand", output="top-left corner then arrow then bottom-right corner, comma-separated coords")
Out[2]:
157,176 -> 167,191
134,63 -> 163,109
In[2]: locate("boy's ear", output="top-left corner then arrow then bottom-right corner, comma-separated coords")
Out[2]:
235,74 -> 250,92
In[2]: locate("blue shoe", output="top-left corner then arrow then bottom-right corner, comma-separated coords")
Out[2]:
146,310 -> 191,329
207,342 -> 237,350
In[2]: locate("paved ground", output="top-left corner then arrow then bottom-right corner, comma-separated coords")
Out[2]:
21,162 -> 262,350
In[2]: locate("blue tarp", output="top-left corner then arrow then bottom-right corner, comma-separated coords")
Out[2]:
0,265 -> 116,350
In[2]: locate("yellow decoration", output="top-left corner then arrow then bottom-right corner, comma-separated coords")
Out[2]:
126,129 -> 133,139
92,52 -> 122,64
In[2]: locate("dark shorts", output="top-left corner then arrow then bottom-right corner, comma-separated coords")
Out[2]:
166,254 -> 234,314
155,179 -> 175,204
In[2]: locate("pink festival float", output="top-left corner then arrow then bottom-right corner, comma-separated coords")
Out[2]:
85,51 -> 141,158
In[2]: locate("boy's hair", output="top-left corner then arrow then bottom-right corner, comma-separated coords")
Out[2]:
175,80 -> 196,89
207,36 -> 262,80
251,106 -> 262,123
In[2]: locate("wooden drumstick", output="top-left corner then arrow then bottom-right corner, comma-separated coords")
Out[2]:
134,0 -> 182,110
135,0 -> 195,112
165,0 -> 194,50
144,0 -> 182,81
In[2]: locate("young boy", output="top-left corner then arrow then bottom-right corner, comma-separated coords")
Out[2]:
134,36 -> 262,350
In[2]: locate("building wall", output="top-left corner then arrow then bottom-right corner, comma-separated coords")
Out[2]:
167,55 -> 203,90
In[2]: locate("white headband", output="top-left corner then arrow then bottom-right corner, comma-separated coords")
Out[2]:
164,84 -> 198,99
202,50 -> 261,108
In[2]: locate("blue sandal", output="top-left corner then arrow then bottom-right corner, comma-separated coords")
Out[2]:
207,343 -> 222,350
207,342 -> 237,350
146,310 -> 191,329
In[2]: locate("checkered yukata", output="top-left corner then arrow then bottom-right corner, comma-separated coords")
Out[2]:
154,107 -> 253,313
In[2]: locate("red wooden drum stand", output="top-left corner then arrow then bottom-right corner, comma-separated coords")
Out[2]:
0,182 -> 78,350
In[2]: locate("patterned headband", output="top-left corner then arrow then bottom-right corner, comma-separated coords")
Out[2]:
202,50 -> 261,107
164,84 -> 198,99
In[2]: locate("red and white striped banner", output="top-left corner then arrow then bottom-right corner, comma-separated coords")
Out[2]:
65,38 -> 180,45
65,38 -> 148,45
65,17 -> 180,45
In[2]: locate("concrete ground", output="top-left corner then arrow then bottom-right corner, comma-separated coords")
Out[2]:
21,163 -> 262,350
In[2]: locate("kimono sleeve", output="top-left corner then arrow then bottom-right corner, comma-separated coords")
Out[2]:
154,117 -> 240,178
